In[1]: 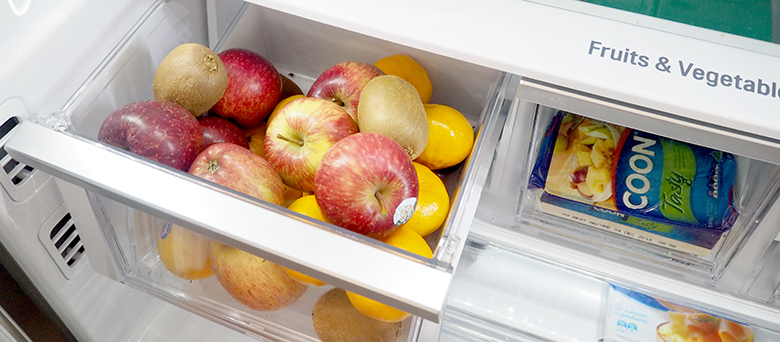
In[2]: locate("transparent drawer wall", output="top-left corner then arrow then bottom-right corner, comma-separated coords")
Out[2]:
476,77 -> 780,310
3,0 -> 514,341
444,234 -> 780,341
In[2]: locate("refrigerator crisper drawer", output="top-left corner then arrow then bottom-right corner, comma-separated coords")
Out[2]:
3,0 -> 510,340
474,76 -> 780,314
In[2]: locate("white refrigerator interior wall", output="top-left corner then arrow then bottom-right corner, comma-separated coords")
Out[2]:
3,0 -> 780,341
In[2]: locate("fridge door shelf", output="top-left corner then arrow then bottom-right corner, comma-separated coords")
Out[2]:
4,0 -> 515,340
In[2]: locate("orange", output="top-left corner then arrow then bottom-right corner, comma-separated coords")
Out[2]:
346,227 -> 432,322
373,54 -> 432,103
414,103 -> 474,170
267,94 -> 305,124
404,162 -> 449,237
283,195 -> 329,286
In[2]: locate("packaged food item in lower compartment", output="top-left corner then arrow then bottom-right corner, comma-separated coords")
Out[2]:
528,111 -> 739,256
601,283 -> 755,342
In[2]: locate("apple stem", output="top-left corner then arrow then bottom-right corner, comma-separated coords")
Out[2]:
374,191 -> 389,218
329,97 -> 345,107
276,133 -> 304,147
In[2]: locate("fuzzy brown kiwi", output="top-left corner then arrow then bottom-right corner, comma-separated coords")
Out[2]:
312,288 -> 402,342
152,43 -> 228,116
357,75 -> 428,159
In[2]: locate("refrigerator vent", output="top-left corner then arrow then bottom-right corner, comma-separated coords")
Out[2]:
0,116 -> 45,202
50,213 -> 85,267
39,205 -> 89,280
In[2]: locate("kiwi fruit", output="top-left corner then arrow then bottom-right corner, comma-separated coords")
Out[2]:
312,288 -> 402,342
153,43 -> 228,116
357,75 -> 428,159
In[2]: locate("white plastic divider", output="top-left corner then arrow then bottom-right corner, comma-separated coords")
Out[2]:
245,0 -> 780,154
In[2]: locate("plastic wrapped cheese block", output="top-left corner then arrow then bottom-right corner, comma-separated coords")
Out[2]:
528,112 -> 739,255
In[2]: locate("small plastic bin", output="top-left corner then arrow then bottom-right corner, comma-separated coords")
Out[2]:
477,79 -> 780,283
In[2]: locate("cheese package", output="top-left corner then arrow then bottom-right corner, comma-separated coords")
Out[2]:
528,112 -> 739,255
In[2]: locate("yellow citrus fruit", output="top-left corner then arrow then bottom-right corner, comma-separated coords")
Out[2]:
287,194 -> 332,223
283,267 -> 326,287
373,54 -> 432,103
345,291 -> 409,323
283,195 -> 329,286
381,226 -> 433,259
414,103 -> 474,170
281,185 -> 303,208
267,94 -> 305,124
404,162 -> 450,237
157,222 -> 214,280
243,121 -> 267,158
346,227 -> 432,322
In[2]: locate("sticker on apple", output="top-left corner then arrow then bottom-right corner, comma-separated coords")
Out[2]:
394,197 -> 417,226
161,221 -> 173,240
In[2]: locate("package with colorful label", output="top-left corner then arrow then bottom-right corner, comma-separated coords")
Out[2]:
528,112 -> 739,255
602,283 -> 754,342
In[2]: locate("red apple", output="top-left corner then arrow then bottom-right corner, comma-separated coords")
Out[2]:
198,115 -> 249,148
211,48 -> 282,127
98,100 -> 204,171
209,242 -> 307,311
314,132 -> 419,238
264,97 -> 358,193
307,61 -> 384,123
188,143 -> 285,206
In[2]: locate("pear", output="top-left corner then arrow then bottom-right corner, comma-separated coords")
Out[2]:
209,243 -> 307,311
357,75 -> 428,159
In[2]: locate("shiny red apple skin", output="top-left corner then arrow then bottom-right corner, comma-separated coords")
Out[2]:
98,100 -> 205,171
211,48 -> 282,127
188,143 -> 285,206
306,61 -> 384,123
314,132 -> 419,238
198,115 -> 249,149
264,97 -> 358,193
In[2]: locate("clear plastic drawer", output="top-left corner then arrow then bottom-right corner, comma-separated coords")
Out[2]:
3,1 -> 515,340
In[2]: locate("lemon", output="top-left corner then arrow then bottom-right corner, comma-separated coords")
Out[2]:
157,222 -> 214,280
346,227 -> 432,322
345,292 -> 410,323
243,121 -> 267,158
283,267 -> 326,287
404,162 -> 449,237
381,226 -> 434,258
283,195 -> 329,286
287,194 -> 332,223
415,103 -> 474,170
267,94 -> 305,124
373,54 -> 433,103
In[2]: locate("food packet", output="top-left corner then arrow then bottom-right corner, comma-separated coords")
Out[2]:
601,283 -> 754,342
528,112 -> 739,255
